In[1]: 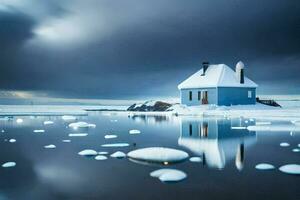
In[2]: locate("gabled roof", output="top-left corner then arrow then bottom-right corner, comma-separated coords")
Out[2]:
178,64 -> 258,90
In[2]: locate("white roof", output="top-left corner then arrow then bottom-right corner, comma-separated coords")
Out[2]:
178,64 -> 258,89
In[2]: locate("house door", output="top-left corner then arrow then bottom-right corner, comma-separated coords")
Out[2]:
201,91 -> 208,104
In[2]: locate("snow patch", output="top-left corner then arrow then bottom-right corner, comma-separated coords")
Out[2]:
9,139 -> 16,143
127,147 -> 189,163
280,142 -> 290,147
2,162 -> 16,168
189,157 -> 202,162
101,143 -> 130,147
95,155 -> 108,160
68,133 -> 88,137
34,129 -> 45,133
129,129 -> 141,134
16,118 -> 23,123
110,151 -> 126,158
78,149 -> 98,156
44,120 -> 54,125
44,144 -> 56,149
62,115 -> 76,121
255,163 -> 275,170
68,121 -> 96,129
104,134 -> 117,139
279,164 -> 300,175
150,169 -> 187,182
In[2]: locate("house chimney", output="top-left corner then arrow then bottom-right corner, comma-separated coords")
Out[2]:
202,61 -> 209,76
235,61 -> 245,84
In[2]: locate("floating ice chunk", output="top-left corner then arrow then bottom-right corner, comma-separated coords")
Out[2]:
44,120 -> 54,125
245,120 -> 249,123
98,151 -> 108,155
292,148 -> 300,152
68,133 -> 88,137
9,139 -> 16,143
255,163 -> 275,170
1,129 -> 5,133
104,134 -> 117,139
280,142 -> 290,147
127,147 -> 189,163
129,129 -> 141,134
44,144 -> 56,149
68,121 -> 96,129
62,139 -> 71,143
279,164 -> 300,175
110,119 -> 118,122
101,143 -> 130,147
62,115 -> 76,121
298,144 -> 300,148
78,149 -> 98,156
150,169 -> 187,182
231,127 -> 246,130
189,157 -> 202,162
16,118 -> 23,123
95,155 -> 108,160
2,162 -> 16,168
34,129 -> 45,133
110,151 -> 126,158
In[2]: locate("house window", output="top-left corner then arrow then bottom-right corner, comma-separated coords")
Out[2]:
189,124 -> 192,136
248,90 -> 252,98
189,91 -> 192,101
198,91 -> 201,101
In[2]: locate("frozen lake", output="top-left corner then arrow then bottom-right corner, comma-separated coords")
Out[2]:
0,111 -> 299,199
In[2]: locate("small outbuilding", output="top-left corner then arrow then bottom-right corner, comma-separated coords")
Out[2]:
178,61 -> 258,106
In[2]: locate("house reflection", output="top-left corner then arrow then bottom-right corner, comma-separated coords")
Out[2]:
178,117 -> 256,170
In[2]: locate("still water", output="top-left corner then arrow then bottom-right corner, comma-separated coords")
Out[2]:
0,112 -> 299,200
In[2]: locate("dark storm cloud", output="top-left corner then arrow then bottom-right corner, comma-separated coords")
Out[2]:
0,0 -> 300,99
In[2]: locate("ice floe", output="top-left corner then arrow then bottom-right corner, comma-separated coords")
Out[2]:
110,119 -> 118,122
68,121 -> 96,129
255,163 -> 275,170
44,120 -> 54,125
280,142 -> 290,147
129,129 -> 141,134
150,169 -> 187,182
9,139 -> 16,143
62,139 -> 71,143
68,133 -> 88,137
189,157 -> 202,162
292,148 -> 300,152
62,115 -> 76,121
34,129 -> 45,133
1,129 -> 4,133
16,118 -> 23,123
95,155 -> 108,160
127,147 -> 189,163
2,162 -> 16,168
44,144 -> 56,149
78,149 -> 98,156
110,151 -> 126,158
104,134 -> 117,139
101,143 -> 130,147
279,164 -> 300,175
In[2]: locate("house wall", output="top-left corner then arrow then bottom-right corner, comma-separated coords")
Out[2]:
217,87 -> 256,106
180,88 -> 217,106
180,87 -> 256,106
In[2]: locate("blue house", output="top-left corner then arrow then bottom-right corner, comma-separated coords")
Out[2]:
178,61 -> 258,106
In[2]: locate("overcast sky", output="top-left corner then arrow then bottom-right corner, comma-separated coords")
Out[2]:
0,0 -> 299,100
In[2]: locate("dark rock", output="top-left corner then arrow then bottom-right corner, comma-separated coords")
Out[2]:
256,97 -> 281,107
127,100 -> 172,111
